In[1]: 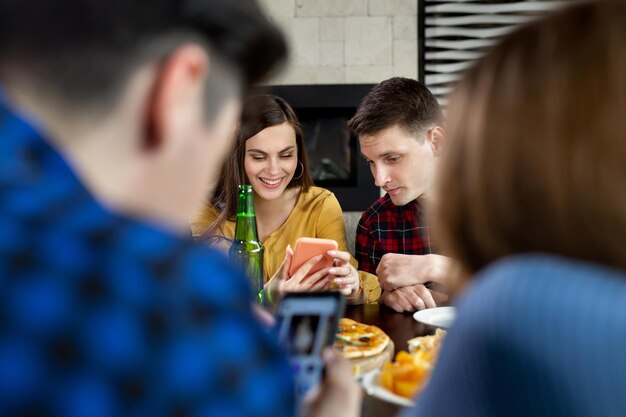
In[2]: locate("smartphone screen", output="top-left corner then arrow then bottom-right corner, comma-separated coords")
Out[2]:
275,292 -> 346,405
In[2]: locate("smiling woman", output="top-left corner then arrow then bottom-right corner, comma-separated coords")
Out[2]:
244,122 -> 300,206
191,95 -> 381,304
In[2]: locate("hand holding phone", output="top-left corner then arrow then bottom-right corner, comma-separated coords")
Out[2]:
275,292 -> 346,407
288,237 -> 338,277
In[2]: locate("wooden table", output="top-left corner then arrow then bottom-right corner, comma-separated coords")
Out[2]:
344,303 -> 439,417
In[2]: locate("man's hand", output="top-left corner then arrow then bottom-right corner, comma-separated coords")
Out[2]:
302,348 -> 362,417
376,253 -> 451,291
379,284 -> 448,313
251,303 -> 275,328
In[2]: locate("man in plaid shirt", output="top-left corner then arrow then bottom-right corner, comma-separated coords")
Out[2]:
348,78 -> 451,312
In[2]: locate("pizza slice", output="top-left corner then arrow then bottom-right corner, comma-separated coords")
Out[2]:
334,318 -> 390,359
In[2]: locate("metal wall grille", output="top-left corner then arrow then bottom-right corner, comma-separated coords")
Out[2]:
420,0 -> 569,105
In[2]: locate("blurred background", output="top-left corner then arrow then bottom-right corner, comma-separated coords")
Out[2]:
257,0 -> 565,210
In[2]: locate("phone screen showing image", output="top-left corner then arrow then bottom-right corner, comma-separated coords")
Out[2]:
287,315 -> 319,355
276,293 -> 345,406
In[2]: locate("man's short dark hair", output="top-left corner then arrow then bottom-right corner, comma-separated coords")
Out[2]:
348,77 -> 442,139
0,0 -> 287,118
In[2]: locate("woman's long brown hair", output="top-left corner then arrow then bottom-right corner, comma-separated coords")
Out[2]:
434,1 -> 626,281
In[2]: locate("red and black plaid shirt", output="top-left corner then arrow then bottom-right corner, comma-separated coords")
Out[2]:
355,194 -> 433,275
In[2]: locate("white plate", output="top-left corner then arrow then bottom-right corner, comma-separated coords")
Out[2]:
361,370 -> 415,407
413,306 -> 456,328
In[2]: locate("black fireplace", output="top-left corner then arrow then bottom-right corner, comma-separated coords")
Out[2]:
266,84 -> 379,212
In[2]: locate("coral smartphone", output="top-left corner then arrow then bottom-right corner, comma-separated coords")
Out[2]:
275,292 -> 346,406
288,237 -> 338,277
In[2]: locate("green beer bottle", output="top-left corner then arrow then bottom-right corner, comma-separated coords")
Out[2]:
229,185 -> 264,303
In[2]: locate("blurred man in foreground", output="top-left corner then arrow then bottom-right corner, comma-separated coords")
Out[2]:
0,1 -> 359,416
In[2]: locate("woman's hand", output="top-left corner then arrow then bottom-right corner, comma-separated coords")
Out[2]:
327,250 -> 360,297
265,245 -> 333,302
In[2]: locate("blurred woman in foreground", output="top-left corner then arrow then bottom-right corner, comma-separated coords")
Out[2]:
409,1 -> 626,416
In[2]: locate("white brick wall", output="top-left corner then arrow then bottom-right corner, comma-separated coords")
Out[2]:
345,17 -> 392,66
345,65 -> 393,83
263,0 -> 418,85
393,15 -> 417,41
393,39 -> 418,79
258,0 -> 296,17
277,17 -> 321,66
296,0 -> 368,17
369,0 -> 417,16
320,42 -> 344,66
320,18 -> 344,42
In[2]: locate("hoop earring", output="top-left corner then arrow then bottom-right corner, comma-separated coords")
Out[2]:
292,161 -> 304,180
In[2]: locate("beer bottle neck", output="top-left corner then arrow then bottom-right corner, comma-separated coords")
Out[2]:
234,188 -> 259,242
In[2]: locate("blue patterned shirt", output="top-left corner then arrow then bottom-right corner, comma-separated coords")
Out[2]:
0,94 -> 295,417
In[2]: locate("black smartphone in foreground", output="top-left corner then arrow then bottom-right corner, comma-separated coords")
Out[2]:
275,292 -> 346,406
